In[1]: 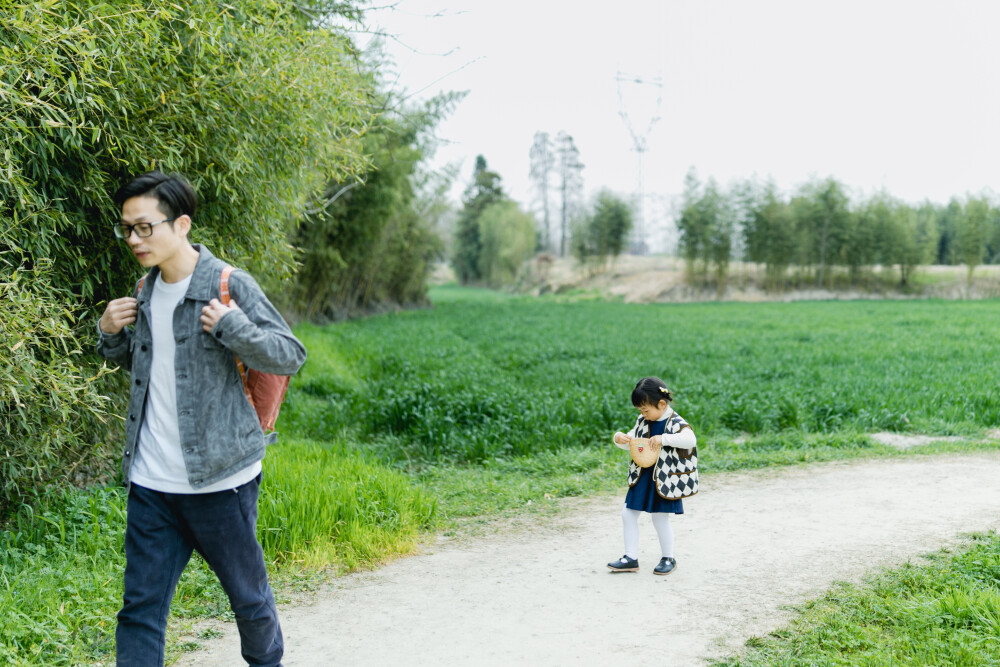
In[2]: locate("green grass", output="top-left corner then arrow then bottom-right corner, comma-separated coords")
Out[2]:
713,531 -> 1000,666
5,290 -> 1000,664
283,295 -> 1000,465
257,437 -> 436,570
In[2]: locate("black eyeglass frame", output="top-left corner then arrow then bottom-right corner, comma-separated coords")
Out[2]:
113,217 -> 177,240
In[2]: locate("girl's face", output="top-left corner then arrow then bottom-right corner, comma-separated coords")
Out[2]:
637,399 -> 669,422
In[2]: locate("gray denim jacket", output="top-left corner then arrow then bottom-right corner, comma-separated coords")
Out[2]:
97,244 -> 307,489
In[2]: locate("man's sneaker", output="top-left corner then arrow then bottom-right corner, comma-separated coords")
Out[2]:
607,555 -> 639,572
653,556 -> 676,576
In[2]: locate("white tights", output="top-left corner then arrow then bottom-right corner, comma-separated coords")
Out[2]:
622,505 -> 674,560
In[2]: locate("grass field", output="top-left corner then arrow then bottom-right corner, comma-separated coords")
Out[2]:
3,288 -> 1000,664
713,532 -> 1000,666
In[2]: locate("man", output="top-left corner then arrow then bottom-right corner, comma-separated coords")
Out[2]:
97,171 -> 306,666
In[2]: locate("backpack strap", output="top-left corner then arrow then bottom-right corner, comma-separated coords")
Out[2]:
219,265 -> 255,409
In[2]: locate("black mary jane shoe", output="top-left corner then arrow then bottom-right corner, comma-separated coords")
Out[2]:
653,557 -> 677,576
607,555 -> 639,572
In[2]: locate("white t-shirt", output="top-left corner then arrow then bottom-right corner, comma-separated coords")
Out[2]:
131,274 -> 261,493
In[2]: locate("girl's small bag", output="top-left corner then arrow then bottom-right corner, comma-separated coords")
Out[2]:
629,437 -> 660,468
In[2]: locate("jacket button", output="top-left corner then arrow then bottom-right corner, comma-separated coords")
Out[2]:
141,345 -> 148,351
125,450 -> 131,456
178,374 -> 187,379
129,415 -> 136,421
184,448 -> 194,454
215,331 -> 222,339
135,379 -> 142,386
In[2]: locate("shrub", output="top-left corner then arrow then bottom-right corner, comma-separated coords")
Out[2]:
0,260 -> 119,517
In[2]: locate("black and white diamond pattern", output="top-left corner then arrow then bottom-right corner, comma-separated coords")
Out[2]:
625,411 -> 699,499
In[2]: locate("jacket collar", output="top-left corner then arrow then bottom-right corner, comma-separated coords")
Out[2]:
140,244 -> 221,302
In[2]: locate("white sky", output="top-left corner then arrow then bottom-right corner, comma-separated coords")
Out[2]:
361,1 -> 1000,251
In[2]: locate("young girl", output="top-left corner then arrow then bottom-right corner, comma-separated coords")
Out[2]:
608,377 -> 696,575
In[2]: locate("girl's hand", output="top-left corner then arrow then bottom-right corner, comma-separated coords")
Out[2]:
614,432 -> 631,445
650,435 -> 662,447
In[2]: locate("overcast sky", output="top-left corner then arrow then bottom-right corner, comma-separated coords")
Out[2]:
361,1 -> 1000,251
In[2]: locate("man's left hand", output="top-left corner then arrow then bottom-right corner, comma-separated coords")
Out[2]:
201,298 -> 240,333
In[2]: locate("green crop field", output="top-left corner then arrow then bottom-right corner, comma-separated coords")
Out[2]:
285,289 -> 1000,466
4,289 -> 1000,665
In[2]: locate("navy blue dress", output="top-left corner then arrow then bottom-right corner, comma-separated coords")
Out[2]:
624,418 -> 684,514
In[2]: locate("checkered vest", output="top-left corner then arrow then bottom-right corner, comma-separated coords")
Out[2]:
626,411 -> 699,499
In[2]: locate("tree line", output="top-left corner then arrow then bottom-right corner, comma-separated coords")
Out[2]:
677,171 -> 1000,294
452,148 -> 634,287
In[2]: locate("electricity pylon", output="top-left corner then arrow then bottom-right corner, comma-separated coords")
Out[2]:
616,70 -> 663,254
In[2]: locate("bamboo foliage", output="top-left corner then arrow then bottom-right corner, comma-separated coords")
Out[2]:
1,0 -> 375,513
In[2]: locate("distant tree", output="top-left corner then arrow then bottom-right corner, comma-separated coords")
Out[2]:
572,190 -> 633,269
676,170 -> 727,288
841,196 -> 879,285
555,132 -> 584,257
477,201 -> 537,287
984,202 -> 1000,263
935,198 -> 963,264
912,203 -> 942,268
453,155 -> 506,284
888,203 -> 934,288
794,178 -> 851,287
676,169 -> 708,284
742,180 -> 797,292
956,196 -> 991,285
529,131 -> 555,252
707,181 -> 734,295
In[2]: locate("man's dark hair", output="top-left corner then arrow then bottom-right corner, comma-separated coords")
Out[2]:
113,171 -> 198,220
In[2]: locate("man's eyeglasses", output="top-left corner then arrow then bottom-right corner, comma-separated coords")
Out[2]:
113,218 -> 176,240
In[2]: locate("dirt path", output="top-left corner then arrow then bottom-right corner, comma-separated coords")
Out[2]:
176,452 -> 1000,666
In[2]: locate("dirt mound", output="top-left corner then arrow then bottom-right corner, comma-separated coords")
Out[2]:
507,256 -> 1000,304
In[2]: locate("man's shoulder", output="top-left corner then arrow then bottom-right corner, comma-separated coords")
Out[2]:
192,245 -> 260,290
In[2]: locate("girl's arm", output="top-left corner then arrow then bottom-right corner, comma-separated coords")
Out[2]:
650,428 -> 696,450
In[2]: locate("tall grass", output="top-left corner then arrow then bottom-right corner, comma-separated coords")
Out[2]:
0,487 -> 226,665
258,438 -> 437,570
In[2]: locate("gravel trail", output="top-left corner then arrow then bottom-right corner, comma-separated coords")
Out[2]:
175,451 -> 1000,666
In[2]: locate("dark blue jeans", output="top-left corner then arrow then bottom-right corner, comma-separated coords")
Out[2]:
116,474 -> 283,666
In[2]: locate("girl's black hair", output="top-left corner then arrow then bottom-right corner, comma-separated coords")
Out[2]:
631,376 -> 672,407
113,170 -> 197,220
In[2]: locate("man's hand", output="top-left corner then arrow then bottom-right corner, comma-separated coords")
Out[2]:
201,298 -> 240,333
99,297 -> 138,334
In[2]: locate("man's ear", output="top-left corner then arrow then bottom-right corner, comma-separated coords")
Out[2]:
174,214 -> 192,239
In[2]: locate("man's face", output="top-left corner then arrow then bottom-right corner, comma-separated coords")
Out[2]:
120,195 -> 189,268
